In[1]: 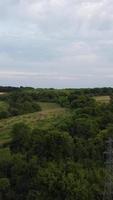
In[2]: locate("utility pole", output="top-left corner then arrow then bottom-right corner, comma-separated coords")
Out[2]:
103,137 -> 113,200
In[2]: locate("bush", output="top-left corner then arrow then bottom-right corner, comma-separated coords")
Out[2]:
0,111 -> 9,119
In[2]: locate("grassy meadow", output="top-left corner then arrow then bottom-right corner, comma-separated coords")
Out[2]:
0,90 -> 111,146
93,95 -> 110,104
0,102 -> 66,145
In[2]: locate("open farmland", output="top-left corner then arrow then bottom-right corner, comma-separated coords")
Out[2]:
93,95 -> 111,104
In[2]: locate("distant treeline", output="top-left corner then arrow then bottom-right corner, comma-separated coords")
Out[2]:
1,86 -> 113,95
0,86 -> 19,92
0,86 -> 113,119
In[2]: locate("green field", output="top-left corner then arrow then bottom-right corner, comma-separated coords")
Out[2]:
0,102 -> 66,145
93,95 -> 110,104
38,102 -> 61,110
0,101 -> 9,111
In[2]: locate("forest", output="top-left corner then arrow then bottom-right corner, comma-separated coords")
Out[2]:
0,86 -> 113,200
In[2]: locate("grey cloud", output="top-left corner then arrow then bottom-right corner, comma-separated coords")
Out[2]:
0,0 -> 113,87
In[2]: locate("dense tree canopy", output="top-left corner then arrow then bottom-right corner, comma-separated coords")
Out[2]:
1,87 -> 113,199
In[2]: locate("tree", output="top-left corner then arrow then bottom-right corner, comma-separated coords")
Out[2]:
0,178 -> 10,200
30,129 -> 74,161
72,118 -> 98,139
10,123 -> 31,153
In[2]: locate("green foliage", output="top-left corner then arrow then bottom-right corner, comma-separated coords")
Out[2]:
72,117 -> 98,138
0,178 -> 10,191
0,106 -> 65,145
0,178 -> 11,199
0,101 -> 8,111
0,111 -> 9,119
30,129 -> 74,161
71,95 -> 95,109
8,91 -> 41,116
0,101 -> 9,119
1,87 -> 113,199
10,123 -> 31,153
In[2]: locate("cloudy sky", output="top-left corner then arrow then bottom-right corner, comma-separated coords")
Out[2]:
0,0 -> 113,88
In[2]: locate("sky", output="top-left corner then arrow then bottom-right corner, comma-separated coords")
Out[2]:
0,0 -> 113,88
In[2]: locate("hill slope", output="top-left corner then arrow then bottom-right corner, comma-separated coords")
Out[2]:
0,103 -> 66,145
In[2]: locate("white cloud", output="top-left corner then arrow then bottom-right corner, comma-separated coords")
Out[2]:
0,0 -> 113,87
